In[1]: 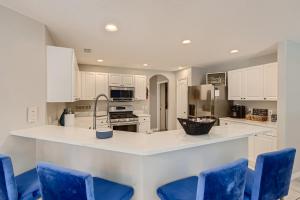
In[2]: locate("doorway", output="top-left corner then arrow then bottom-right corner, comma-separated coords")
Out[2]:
158,81 -> 168,131
149,75 -> 169,131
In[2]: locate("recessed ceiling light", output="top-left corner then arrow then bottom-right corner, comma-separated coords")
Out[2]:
230,49 -> 239,54
105,24 -> 118,32
97,59 -> 103,63
182,40 -> 192,45
143,64 -> 148,67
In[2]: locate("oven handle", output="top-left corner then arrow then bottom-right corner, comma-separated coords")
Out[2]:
111,122 -> 139,126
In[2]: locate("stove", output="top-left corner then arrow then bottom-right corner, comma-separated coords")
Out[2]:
109,106 -> 138,132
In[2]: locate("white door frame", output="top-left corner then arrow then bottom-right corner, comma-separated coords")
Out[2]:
157,80 -> 168,131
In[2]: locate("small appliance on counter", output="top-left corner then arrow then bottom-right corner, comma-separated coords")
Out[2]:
271,114 -> 277,122
245,108 -> 268,121
231,105 -> 246,118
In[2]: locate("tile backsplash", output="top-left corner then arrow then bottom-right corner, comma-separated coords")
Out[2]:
233,100 -> 277,114
66,100 -> 149,113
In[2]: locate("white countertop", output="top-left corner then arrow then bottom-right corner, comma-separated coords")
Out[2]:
220,117 -> 277,129
11,125 -> 270,156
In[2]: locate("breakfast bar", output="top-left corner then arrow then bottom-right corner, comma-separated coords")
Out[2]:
11,124 -> 271,200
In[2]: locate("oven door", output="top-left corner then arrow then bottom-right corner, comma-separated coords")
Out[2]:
110,87 -> 134,101
111,122 -> 137,132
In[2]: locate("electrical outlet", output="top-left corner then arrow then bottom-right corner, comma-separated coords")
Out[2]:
268,110 -> 273,116
27,106 -> 38,123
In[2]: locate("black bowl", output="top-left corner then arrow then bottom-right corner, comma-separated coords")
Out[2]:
177,117 -> 216,135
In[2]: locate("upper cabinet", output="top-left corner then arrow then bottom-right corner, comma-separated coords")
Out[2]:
80,72 -> 109,100
47,46 -> 80,102
95,73 -> 109,97
134,75 -> 147,100
263,62 -> 278,100
228,62 -> 278,101
228,70 -> 243,100
81,72 -> 96,100
109,74 -> 134,87
244,66 -> 264,100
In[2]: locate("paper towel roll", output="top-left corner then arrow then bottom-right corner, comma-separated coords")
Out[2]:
64,114 -> 75,127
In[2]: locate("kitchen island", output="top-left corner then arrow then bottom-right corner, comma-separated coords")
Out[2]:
11,124 -> 271,200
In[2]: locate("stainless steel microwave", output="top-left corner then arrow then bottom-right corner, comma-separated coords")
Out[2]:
110,87 -> 134,101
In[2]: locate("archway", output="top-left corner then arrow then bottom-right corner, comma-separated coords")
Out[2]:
149,74 -> 169,131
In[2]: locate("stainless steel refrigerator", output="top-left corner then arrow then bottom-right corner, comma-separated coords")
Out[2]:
188,84 -> 231,124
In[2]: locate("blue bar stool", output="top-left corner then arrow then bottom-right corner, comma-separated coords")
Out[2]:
37,162 -> 134,200
157,159 -> 248,200
244,148 -> 296,200
0,154 -> 41,200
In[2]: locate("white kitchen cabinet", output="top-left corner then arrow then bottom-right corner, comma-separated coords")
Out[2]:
228,63 -> 278,101
47,46 -> 80,102
263,62 -> 278,101
74,116 -> 108,129
253,134 -> 277,160
219,118 -> 277,165
134,75 -> 147,100
177,79 -> 188,129
122,74 -> 134,87
81,72 -> 96,100
228,70 -> 243,100
138,116 -> 151,133
109,74 -> 134,87
95,73 -> 109,97
244,66 -> 264,100
109,74 -> 122,86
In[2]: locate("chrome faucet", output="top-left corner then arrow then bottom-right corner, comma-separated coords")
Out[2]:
93,94 -> 110,130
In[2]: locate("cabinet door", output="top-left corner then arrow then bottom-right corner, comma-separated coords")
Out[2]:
244,66 -> 264,100
95,73 -> 108,97
81,72 -> 96,100
177,79 -> 188,129
73,54 -> 81,101
122,75 -> 134,87
47,46 -> 75,102
109,74 -> 122,86
138,122 -> 150,133
254,135 -> 277,160
135,75 -> 147,100
228,70 -> 243,100
263,62 -> 278,101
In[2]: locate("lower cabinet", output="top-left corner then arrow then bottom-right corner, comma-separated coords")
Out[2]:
138,116 -> 151,133
219,119 -> 277,166
74,116 -> 108,129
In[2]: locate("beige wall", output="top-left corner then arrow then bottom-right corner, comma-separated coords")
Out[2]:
278,40 -> 300,173
0,6 -> 47,174
79,65 -> 177,130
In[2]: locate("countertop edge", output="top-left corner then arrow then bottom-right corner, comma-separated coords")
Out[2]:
10,126 -> 269,156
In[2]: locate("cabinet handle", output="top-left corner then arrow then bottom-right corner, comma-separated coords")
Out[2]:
264,98 -> 267,100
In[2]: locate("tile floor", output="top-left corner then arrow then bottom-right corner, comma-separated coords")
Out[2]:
286,179 -> 300,200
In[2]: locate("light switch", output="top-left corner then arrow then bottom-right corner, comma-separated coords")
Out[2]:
27,106 -> 38,123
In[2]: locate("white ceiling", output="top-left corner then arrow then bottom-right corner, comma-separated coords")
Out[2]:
1,0 -> 300,71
